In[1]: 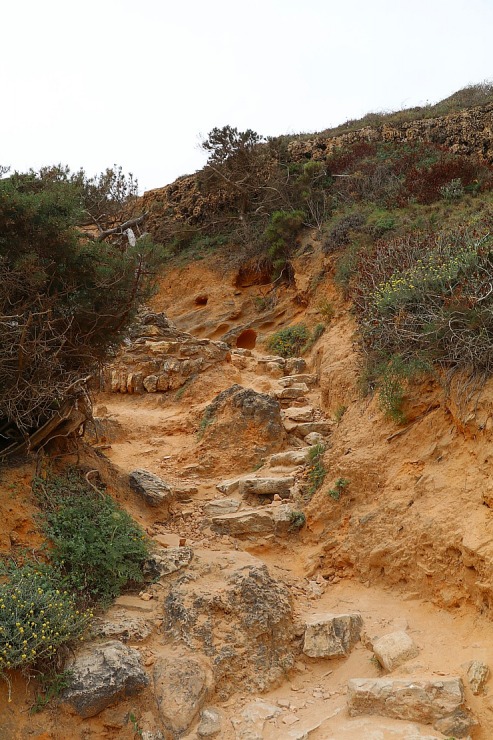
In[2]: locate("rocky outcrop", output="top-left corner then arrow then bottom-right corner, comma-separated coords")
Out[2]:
161,552 -> 295,696
143,546 -> 193,580
199,385 -> 286,465
62,640 -> 149,718
103,312 -> 229,394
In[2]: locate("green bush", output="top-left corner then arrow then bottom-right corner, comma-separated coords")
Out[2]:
0,561 -> 91,677
263,210 -> 305,278
34,471 -> 151,605
267,324 -> 310,358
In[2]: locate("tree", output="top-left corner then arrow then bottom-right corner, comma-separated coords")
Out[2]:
0,167 -> 163,444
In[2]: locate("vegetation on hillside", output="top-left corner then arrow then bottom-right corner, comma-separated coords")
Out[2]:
0,166 -> 163,439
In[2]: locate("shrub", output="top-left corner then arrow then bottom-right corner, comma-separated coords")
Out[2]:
263,210 -> 305,278
302,323 -> 326,353
0,561 -> 91,678
306,444 -> 327,497
440,178 -> 465,201
328,477 -> 350,500
288,511 -> 306,532
323,212 -> 366,254
267,324 -> 310,358
34,471 -> 150,605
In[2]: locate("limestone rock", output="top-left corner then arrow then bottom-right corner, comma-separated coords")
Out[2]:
275,384 -> 309,400
62,640 -> 149,718
143,546 -> 193,580
373,630 -> 420,672
197,707 -> 222,737
238,476 -> 295,498
162,555 -> 294,695
347,676 -> 470,731
203,498 -> 241,516
294,421 -> 332,438
231,699 -> 281,740
279,374 -> 316,387
211,508 -> 276,536
305,432 -> 324,445
285,358 -> 307,375
129,469 -> 173,508
434,709 -> 478,737
284,406 -> 315,422
153,653 -> 212,737
303,613 -> 363,658
216,477 -> 243,494
200,385 -> 286,465
93,612 -> 152,642
466,659 -> 489,694
268,449 -> 310,467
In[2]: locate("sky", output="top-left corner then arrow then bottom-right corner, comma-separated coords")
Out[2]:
3,0 -> 493,193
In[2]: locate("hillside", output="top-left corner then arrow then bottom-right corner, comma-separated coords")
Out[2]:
2,88 -> 493,738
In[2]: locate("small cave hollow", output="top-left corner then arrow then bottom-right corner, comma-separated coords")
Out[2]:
195,294 -> 208,306
236,329 -> 257,350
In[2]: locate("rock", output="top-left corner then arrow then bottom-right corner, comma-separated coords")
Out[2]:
373,630 -> 420,672
305,432 -> 324,445
113,595 -> 154,613
238,476 -> 295,498
93,612 -> 152,641
285,358 -> 307,375
284,406 -> 315,422
466,659 -> 489,694
153,653 -> 213,737
278,374 -> 316,387
347,676 -> 471,732
275,384 -> 309,400
129,469 -> 173,508
303,613 -> 363,658
216,477 -> 242,494
143,375 -> 158,392
434,709 -> 478,737
294,421 -> 332,438
231,699 -> 281,740
143,546 -> 193,580
162,554 -> 295,695
197,707 -> 222,737
203,498 -> 241,516
268,449 -> 310,467
200,385 -> 286,465
62,640 -> 149,718
211,508 -> 276,536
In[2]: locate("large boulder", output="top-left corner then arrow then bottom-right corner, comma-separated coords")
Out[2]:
161,551 -> 295,696
62,640 -> 149,718
153,652 -> 213,737
199,385 -> 286,466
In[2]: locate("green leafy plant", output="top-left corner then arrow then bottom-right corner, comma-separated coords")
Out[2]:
316,299 -> 335,323
288,510 -> 306,532
302,322 -> 326,353
0,561 -> 91,678
328,477 -> 350,500
34,471 -> 151,605
31,669 -> 74,713
267,324 -> 310,358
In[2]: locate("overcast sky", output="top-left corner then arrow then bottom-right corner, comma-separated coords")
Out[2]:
3,0 -> 493,193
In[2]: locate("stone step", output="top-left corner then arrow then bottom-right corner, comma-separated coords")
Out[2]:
203,498 -> 240,517
267,449 -> 310,468
274,384 -> 309,401
292,421 -> 332,438
278,374 -> 317,388
283,406 -> 315,422
211,503 -> 298,536
238,476 -> 295,498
